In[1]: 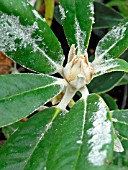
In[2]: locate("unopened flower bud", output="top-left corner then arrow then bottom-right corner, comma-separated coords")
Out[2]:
63,45 -> 93,89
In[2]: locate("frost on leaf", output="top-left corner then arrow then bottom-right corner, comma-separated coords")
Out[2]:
87,98 -> 112,166
32,9 -> 46,22
75,17 -> 86,54
88,2 -> 94,15
0,13 -> 41,53
93,58 -> 119,76
88,2 -> 95,24
95,22 -> 128,60
59,5 -> 67,21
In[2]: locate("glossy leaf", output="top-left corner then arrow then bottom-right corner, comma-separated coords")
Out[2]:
54,1 -> 123,29
113,140 -> 128,167
0,74 -> 63,127
94,17 -> 128,61
88,72 -> 124,94
116,73 -> 128,86
93,58 -> 128,77
76,94 -> 114,169
2,121 -> 22,139
0,0 -> 64,74
59,0 -> 94,52
111,110 -> 128,139
47,94 -> 114,169
0,107 -> 61,170
94,1 -> 123,29
100,94 -> 118,110
113,122 -> 128,139
111,110 -> 128,124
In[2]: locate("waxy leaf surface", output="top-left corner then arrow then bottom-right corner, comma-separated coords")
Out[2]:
94,17 -> 128,61
59,0 -> 94,52
47,94 -> 114,170
94,2 -> 123,29
0,74 -> 63,127
88,72 -> 124,93
0,107 -> 61,170
111,110 -> 128,139
93,58 -> 128,77
0,0 -> 64,74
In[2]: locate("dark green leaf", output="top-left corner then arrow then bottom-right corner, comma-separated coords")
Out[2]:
113,121 -> 128,139
111,110 -> 128,139
113,140 -> 128,167
0,107 -> 61,170
111,110 -> 128,124
94,2 -> 124,29
2,121 -> 22,139
47,94 -> 114,169
93,58 -> 128,77
59,0 -> 94,52
88,72 -> 124,94
76,94 -> 114,169
54,2 -> 123,29
116,73 -> 128,86
0,74 -> 63,127
94,17 -> 128,61
0,0 -> 64,74
100,94 -> 118,110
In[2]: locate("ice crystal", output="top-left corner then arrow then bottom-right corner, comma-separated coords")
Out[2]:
93,58 -> 119,75
75,17 -> 86,54
0,13 -> 39,53
88,2 -> 94,15
95,22 -> 128,60
32,9 -> 46,22
87,98 -> 112,166
59,5 -> 66,21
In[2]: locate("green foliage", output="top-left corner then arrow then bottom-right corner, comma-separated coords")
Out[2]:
0,0 -> 128,169
0,74 -> 63,127
107,0 -> 128,17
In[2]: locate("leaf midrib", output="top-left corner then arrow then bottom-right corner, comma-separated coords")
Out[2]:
74,99 -> 86,170
22,119 -> 54,170
0,81 -> 60,102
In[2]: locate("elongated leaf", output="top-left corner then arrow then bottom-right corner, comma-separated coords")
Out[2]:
0,95 -> 114,170
54,1 -> 123,29
94,2 -> 123,29
47,94 -> 114,169
93,58 -> 128,77
0,107 -> 61,170
111,110 -> 128,139
113,140 -> 128,167
111,110 -> 128,124
116,73 -> 128,86
88,72 -> 124,93
100,94 -> 118,110
0,0 -> 64,74
0,74 -> 63,127
94,17 -> 128,61
2,121 -> 22,139
76,94 -> 114,169
59,0 -> 94,52
113,122 -> 128,139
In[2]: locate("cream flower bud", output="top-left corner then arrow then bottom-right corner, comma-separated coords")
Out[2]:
63,45 -> 93,89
